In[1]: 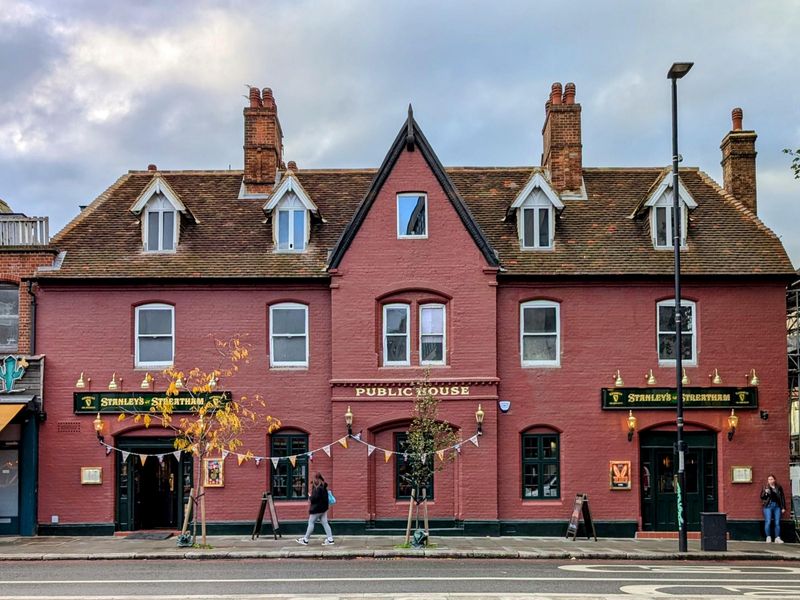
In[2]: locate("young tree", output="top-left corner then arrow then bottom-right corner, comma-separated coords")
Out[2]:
783,148 -> 800,180
117,336 -> 280,546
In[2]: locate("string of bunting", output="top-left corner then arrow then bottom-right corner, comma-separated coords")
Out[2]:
98,432 -> 480,466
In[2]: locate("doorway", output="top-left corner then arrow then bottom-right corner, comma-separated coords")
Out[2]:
0,443 -> 19,535
116,437 -> 193,531
640,430 -> 717,531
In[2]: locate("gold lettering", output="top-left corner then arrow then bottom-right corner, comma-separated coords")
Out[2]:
461,386 -> 469,396
377,388 -> 387,396
402,388 -> 412,396
355,388 -> 365,396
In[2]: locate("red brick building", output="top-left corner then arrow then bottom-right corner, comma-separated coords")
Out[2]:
30,83 -> 794,538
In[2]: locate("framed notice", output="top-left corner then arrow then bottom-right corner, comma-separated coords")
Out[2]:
204,457 -> 224,488
609,461 -> 631,490
731,465 -> 752,484
80,467 -> 102,485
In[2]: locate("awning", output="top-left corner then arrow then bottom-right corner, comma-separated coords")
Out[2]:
0,403 -> 24,434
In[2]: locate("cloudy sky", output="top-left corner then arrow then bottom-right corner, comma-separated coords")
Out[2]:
2,0 -> 798,267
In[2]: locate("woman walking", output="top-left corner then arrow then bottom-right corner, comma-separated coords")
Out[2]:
760,474 -> 786,543
296,472 -> 334,546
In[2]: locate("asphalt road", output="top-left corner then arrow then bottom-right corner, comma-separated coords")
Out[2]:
1,559 -> 800,599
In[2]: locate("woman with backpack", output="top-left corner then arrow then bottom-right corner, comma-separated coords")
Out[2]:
296,472 -> 335,546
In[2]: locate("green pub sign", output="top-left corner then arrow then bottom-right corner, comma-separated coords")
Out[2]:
74,391 -> 232,414
601,387 -> 757,410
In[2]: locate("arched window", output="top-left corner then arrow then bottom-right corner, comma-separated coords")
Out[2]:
521,430 -> 560,499
270,432 -> 308,500
0,284 -> 19,351
143,193 -> 178,252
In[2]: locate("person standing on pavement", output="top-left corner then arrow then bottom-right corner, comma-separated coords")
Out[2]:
760,473 -> 786,543
296,472 -> 334,546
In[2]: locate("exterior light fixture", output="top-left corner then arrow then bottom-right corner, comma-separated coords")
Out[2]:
748,369 -> 760,386
646,369 -> 657,385
108,372 -> 120,391
475,403 -> 485,435
710,368 -> 723,385
140,373 -> 153,390
681,368 -> 690,386
208,375 -> 218,390
613,370 -> 624,387
76,372 -> 90,389
344,405 -> 354,437
93,412 -> 104,441
627,410 -> 637,442
175,376 -> 184,389
727,409 -> 739,441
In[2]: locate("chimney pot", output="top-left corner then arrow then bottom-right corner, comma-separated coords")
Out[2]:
731,107 -> 743,131
262,88 -> 275,109
249,87 -> 262,108
147,164 -> 157,171
287,160 -> 297,171
563,82 -> 576,105
550,82 -> 563,105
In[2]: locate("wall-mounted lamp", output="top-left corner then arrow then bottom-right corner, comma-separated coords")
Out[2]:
140,373 -> 154,390
344,405 -> 354,437
475,403 -> 485,435
75,372 -> 90,389
613,370 -> 624,387
627,410 -> 637,442
108,372 -> 121,391
727,409 -> 739,441
208,375 -> 218,390
760,409 -> 769,421
174,376 -> 184,390
681,368 -> 690,386
710,368 -> 723,385
747,369 -> 760,387
93,412 -> 104,442
645,369 -> 656,386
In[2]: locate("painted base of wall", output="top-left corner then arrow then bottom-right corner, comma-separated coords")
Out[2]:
34,519 -> 795,542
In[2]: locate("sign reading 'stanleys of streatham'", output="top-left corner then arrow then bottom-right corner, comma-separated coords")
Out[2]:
601,387 -> 757,410
73,391 -> 232,414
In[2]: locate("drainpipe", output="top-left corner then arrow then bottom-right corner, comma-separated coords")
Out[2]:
26,280 -> 36,354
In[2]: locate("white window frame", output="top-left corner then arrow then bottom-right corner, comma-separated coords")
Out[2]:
651,198 -> 687,250
135,303 -> 175,368
273,193 -> 308,252
396,193 -> 428,239
656,299 -> 697,365
143,194 -> 179,253
519,190 -> 555,249
269,302 -> 309,368
383,303 -> 410,366
520,300 -> 561,367
419,303 -> 446,366
0,283 -> 19,352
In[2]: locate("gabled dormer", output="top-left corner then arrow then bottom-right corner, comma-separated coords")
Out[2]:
637,172 -> 698,249
263,171 -> 318,252
509,172 -> 564,250
129,176 -> 189,253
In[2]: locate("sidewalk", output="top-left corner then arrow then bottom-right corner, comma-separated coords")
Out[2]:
0,534 -> 798,561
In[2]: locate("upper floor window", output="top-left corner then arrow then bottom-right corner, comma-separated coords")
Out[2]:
0,284 -> 19,351
419,304 -> 445,365
144,194 -> 177,252
511,173 -> 563,251
270,433 -> 308,500
397,194 -> 427,238
135,303 -> 174,367
642,175 -> 696,250
383,303 -> 410,366
522,432 -> 560,499
520,300 -> 560,367
657,299 -> 696,364
275,193 -> 307,251
270,303 -> 308,367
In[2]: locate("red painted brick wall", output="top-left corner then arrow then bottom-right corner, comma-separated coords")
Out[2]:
0,249 -> 56,353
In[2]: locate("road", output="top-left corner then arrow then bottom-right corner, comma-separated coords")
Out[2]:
1,559 -> 799,599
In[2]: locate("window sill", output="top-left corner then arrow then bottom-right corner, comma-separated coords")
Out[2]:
135,363 -> 174,370
396,235 -> 428,240
658,360 -> 697,368
142,250 -> 177,255
272,249 -> 306,254
520,246 -> 554,252
521,498 -> 563,504
269,365 -> 309,370
521,362 -> 561,369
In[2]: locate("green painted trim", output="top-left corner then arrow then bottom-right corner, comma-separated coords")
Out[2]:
37,523 -> 116,536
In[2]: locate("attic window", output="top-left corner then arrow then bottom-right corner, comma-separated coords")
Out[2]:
510,174 -> 563,251
397,194 -> 427,238
275,193 -> 306,251
144,193 -> 177,252
641,175 -> 696,250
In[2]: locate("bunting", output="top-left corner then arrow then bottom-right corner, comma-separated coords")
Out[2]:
237,454 -> 245,466
367,444 -> 376,456
436,450 -> 445,462
322,445 -> 331,457
289,455 -> 297,467
139,454 -> 147,465
271,457 -> 280,469
157,454 -> 165,464
338,437 -> 348,449
384,450 -> 392,463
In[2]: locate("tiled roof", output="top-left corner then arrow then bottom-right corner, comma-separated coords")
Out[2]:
42,165 -> 793,279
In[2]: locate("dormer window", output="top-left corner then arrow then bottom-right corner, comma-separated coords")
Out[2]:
263,172 -> 318,253
639,173 -> 697,249
129,176 -> 189,254
510,172 -> 563,250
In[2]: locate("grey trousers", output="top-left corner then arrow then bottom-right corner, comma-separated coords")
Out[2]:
303,511 -> 333,540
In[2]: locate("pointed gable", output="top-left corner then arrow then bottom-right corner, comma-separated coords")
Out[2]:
327,108 -> 499,269
129,176 -> 190,216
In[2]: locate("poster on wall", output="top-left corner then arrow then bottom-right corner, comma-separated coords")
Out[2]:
609,460 -> 631,490
204,457 -> 224,488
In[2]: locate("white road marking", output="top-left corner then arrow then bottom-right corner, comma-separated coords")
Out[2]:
561,564 -> 800,574
620,584 -> 800,597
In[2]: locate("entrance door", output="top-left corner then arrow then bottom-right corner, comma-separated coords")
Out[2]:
116,438 -> 193,531
0,444 -> 19,535
640,431 -> 717,531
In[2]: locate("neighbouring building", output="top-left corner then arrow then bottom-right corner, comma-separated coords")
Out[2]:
789,274 -> 800,496
0,202 -> 54,535
28,83 -> 795,539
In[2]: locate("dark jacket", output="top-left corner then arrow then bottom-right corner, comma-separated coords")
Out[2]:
309,482 -> 329,514
760,483 -> 786,509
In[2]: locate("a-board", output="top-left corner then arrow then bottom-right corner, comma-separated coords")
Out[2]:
565,493 -> 597,541
252,492 -> 282,540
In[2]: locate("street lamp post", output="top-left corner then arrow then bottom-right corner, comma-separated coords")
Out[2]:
667,61 -> 693,553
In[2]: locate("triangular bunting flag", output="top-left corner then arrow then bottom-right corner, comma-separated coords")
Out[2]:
139,454 -> 147,465
323,445 -> 331,457
338,437 -> 348,449
455,443 -> 462,454
157,454 -> 165,464
221,450 -> 229,460
254,457 -> 262,467
237,454 -> 245,466
121,451 -> 130,462
308,452 -> 314,461
384,450 -> 392,463
436,450 -> 445,462
353,432 -> 362,441
105,446 -> 113,456
289,455 -> 297,467
173,450 -> 182,460
421,453 -> 427,465
271,457 -> 280,469
367,444 -> 376,456
469,435 -> 479,447
403,453 -> 408,462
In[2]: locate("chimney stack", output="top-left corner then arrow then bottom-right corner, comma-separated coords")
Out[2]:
541,81 -> 582,194
720,107 -> 757,213
243,86 -> 283,195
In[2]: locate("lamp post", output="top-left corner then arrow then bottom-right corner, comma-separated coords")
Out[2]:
668,61 -> 693,553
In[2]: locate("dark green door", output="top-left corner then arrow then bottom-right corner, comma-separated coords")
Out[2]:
640,431 -> 717,531
116,438 -> 193,531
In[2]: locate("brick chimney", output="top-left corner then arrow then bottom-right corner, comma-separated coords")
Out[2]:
243,86 -> 283,194
541,82 -> 582,194
720,107 -> 757,213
